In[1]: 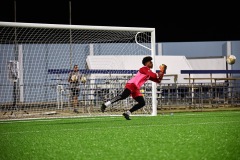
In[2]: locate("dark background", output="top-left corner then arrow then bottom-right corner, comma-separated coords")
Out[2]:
1,0 -> 240,42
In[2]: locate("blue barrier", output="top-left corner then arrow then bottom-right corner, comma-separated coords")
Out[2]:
48,69 -> 162,74
48,69 -> 138,74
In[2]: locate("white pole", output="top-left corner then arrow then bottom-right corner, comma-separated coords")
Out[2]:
227,41 -> 232,70
57,85 -> 60,109
89,44 -> 94,56
226,41 -> 232,99
158,43 -> 163,55
18,45 -> 24,102
151,30 -> 157,116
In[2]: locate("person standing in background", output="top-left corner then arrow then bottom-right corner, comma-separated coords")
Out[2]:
68,65 -> 82,113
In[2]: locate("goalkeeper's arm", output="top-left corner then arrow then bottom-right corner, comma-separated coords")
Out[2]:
157,64 -> 167,82
147,64 -> 167,83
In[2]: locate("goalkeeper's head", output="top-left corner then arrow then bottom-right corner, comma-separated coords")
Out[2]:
142,56 -> 152,65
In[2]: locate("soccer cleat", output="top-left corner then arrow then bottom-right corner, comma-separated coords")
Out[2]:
101,104 -> 107,113
122,113 -> 131,120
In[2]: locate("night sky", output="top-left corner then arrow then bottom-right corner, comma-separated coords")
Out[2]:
1,0 -> 240,42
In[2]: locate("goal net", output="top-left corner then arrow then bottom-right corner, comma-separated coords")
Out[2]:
0,21 -> 157,120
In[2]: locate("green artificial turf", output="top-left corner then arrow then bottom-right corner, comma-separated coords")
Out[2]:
0,111 -> 240,160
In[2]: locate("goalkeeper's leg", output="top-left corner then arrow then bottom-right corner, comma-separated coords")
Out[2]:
129,96 -> 146,112
101,88 -> 131,113
123,96 -> 145,120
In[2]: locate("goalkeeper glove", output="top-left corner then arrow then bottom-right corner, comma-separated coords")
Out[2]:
160,64 -> 167,74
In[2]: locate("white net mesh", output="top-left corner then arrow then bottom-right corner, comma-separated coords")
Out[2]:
0,22 -> 155,119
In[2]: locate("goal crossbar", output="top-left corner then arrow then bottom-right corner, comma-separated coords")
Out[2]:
0,21 -> 155,32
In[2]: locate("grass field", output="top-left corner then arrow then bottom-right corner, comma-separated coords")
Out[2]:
0,110 -> 240,160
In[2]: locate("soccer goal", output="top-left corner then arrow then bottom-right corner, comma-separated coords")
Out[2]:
0,21 -> 157,120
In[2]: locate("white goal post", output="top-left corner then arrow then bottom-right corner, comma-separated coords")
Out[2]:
0,21 -> 157,119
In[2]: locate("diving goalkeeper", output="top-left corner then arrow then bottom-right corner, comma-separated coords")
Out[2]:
101,56 -> 167,120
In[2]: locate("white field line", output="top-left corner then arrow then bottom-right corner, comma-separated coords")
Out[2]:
0,120 -> 239,135
0,115 -> 122,122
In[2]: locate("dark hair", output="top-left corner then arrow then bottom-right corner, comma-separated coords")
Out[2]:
142,56 -> 152,65
73,65 -> 78,68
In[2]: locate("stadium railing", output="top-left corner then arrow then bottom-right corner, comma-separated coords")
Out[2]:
181,70 -> 240,107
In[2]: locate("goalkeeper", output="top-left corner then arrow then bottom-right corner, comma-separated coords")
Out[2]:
101,56 -> 167,120
68,64 -> 84,113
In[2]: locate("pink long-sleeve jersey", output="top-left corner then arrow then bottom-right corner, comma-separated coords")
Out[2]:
127,66 -> 161,89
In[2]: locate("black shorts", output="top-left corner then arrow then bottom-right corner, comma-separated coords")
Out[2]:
71,88 -> 80,96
